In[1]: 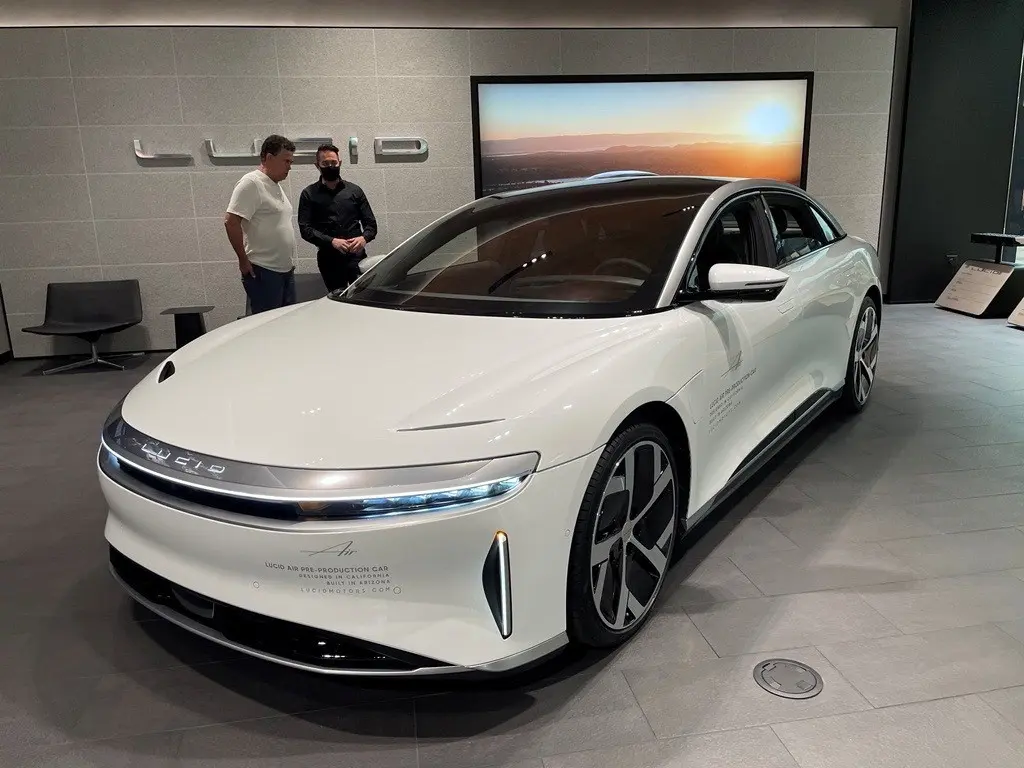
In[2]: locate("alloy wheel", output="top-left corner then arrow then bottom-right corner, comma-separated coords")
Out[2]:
853,304 -> 879,405
590,440 -> 677,632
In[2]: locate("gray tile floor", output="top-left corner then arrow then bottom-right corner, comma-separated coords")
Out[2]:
2,304 -> 1024,767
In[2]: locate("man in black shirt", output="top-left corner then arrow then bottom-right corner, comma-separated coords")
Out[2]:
297,143 -> 379,291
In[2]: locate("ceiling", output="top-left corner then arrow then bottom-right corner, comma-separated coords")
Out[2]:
0,0 -> 909,29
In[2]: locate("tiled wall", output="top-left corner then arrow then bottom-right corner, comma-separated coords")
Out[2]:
0,26 -> 896,358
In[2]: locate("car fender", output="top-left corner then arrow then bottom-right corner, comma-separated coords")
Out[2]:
502,311 -> 705,471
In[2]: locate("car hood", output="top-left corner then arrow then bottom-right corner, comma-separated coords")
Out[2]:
121,298 -> 661,470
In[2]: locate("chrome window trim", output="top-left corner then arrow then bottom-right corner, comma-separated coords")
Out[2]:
102,415 -> 539,503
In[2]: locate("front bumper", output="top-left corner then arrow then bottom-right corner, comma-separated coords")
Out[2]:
99,446 -> 599,675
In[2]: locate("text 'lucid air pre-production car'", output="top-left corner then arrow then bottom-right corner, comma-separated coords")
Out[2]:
98,174 -> 882,676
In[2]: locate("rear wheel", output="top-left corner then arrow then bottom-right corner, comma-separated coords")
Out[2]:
838,294 -> 880,413
566,423 -> 682,648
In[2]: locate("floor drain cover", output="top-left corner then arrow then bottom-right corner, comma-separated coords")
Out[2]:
753,659 -> 823,699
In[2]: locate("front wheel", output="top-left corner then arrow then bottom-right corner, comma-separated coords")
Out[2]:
566,423 -> 682,648
838,293 -> 880,414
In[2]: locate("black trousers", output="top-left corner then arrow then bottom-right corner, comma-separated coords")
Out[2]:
317,251 -> 364,292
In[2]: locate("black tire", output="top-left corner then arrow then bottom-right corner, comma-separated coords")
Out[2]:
838,293 -> 881,414
566,422 -> 683,648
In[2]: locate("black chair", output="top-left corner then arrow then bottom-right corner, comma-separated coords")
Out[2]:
23,279 -> 144,375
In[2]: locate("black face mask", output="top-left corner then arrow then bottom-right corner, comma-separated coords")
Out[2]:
320,165 -> 341,182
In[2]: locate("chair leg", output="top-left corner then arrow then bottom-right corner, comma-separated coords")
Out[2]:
40,341 -> 142,375
41,356 -> 104,375
102,351 -> 144,362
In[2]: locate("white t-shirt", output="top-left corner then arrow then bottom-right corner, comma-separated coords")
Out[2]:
226,169 -> 296,273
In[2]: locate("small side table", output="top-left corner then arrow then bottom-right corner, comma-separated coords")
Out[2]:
970,232 -> 1024,263
161,305 -> 214,349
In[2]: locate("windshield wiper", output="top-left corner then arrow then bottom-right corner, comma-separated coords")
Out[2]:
486,263 -> 531,294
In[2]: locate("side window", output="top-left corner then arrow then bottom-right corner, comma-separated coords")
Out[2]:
763,194 -> 833,266
686,199 -> 764,292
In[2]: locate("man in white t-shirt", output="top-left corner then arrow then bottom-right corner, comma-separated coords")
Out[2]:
224,135 -> 297,313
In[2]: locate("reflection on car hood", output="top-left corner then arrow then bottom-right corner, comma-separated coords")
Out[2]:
121,299 -> 654,469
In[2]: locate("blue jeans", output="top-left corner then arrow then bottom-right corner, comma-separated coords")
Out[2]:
242,264 -> 296,314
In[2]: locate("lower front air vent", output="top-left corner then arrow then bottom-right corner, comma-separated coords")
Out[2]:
157,360 -> 175,382
482,531 -> 513,639
109,547 -> 448,672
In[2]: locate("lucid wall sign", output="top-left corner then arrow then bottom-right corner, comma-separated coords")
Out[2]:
131,136 -> 419,166
203,138 -> 261,163
373,137 -> 429,158
132,139 -> 193,164
132,136 -> 335,166
202,136 -> 333,163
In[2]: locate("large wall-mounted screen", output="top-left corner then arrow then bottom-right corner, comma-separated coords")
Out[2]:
471,74 -> 813,198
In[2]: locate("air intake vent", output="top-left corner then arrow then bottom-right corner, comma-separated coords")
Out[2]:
482,531 -> 513,639
157,361 -> 175,382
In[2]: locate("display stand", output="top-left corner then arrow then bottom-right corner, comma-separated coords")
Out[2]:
1009,296 -> 1024,329
935,260 -> 1024,318
970,232 -> 1024,263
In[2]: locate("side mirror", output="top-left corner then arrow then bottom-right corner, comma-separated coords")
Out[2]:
358,252 -> 387,274
706,263 -> 789,302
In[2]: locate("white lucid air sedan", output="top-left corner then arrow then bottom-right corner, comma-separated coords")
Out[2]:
98,174 -> 882,676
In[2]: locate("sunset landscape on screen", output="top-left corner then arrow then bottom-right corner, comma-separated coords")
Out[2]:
475,78 -> 810,196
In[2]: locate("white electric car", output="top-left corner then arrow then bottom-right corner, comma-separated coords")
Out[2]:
98,174 -> 882,676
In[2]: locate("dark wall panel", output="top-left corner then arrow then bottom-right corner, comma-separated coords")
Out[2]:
890,0 -> 1024,302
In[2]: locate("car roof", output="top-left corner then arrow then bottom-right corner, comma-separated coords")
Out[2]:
482,174 -> 822,219
486,174 -> 730,202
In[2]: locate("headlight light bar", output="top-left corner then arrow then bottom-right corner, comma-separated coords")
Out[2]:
100,407 -> 537,519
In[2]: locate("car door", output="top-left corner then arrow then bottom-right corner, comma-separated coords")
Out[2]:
761,191 -> 854,402
674,193 -> 796,511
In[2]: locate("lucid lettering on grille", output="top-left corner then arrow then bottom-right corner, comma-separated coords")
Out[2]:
173,455 -> 226,475
141,442 -> 171,462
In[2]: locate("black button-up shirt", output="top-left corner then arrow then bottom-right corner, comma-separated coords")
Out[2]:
297,178 -> 378,259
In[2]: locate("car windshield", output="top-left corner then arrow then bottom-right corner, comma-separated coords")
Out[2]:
333,183 -> 712,318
